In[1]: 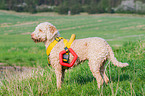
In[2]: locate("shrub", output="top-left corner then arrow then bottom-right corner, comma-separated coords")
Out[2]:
85,4 -> 98,14
36,5 -> 55,12
70,4 -> 82,15
56,3 -> 82,15
56,4 -> 69,14
115,0 -> 145,14
13,6 -> 25,12
27,5 -> 37,13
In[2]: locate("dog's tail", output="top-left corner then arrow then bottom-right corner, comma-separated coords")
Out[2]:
107,45 -> 129,67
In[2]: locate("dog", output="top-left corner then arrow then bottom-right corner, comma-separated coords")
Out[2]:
31,22 -> 129,89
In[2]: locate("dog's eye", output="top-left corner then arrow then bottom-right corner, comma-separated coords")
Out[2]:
39,29 -> 43,32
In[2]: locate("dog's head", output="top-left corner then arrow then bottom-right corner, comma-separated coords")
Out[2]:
31,22 -> 60,43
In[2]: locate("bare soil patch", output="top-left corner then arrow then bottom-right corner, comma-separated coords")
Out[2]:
0,23 -> 11,27
121,25 -> 145,30
0,64 -> 36,83
0,63 -> 35,75
0,21 -> 39,28
13,21 -> 39,27
136,25 -> 145,28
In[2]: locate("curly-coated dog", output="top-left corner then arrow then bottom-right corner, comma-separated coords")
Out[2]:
31,22 -> 129,89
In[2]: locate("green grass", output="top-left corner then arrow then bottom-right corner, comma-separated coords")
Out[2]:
0,10 -> 145,95
1,11 -> 145,67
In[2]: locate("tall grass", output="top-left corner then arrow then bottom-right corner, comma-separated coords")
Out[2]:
1,41 -> 145,95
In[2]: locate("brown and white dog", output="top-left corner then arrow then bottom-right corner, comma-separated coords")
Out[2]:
31,22 -> 129,89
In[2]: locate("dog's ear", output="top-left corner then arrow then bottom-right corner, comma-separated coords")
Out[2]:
49,26 -> 57,34
46,24 -> 58,40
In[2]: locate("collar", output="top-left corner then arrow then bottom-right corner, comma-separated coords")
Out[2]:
46,37 -> 63,56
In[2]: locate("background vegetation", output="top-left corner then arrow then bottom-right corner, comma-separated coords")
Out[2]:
0,0 -> 145,14
0,10 -> 145,95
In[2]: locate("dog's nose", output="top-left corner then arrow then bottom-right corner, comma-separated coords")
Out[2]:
31,33 -> 35,37
31,33 -> 36,40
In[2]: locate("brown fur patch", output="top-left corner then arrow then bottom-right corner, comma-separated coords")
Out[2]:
49,26 -> 57,33
84,42 -> 88,46
39,29 -> 42,32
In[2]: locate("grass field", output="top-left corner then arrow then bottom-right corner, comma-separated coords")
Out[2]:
0,10 -> 145,95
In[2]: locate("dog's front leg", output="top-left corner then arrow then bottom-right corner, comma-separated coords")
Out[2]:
55,67 -> 65,89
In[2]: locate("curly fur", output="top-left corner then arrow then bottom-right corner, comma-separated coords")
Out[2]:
31,22 -> 129,89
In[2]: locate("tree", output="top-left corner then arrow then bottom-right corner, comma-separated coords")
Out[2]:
0,0 -> 6,9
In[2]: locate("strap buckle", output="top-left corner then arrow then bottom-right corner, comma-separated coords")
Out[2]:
55,37 -> 62,42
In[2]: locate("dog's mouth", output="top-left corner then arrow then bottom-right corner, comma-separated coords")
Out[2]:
31,37 -> 44,43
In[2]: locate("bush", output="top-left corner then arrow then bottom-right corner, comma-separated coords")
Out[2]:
13,6 -> 25,12
85,4 -> 98,14
115,0 -> 145,14
84,1 -> 109,14
70,4 -> 82,15
106,7 -> 115,13
26,5 -> 37,13
36,5 -> 55,12
56,3 -> 82,15
56,4 -> 69,14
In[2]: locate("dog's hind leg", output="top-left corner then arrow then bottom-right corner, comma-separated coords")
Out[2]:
88,59 -> 104,88
100,60 -> 109,84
